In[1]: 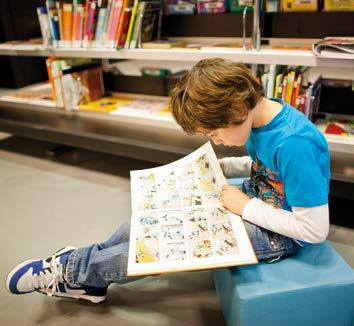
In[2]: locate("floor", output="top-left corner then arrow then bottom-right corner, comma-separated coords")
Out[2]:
0,132 -> 353,326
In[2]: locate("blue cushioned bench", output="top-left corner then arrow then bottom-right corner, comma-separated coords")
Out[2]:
213,241 -> 354,326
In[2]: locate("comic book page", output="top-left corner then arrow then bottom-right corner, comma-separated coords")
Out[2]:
127,142 -> 258,276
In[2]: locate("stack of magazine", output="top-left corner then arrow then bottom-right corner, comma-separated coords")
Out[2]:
312,37 -> 354,59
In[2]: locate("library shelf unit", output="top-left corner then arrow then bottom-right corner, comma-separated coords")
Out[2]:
0,46 -> 353,68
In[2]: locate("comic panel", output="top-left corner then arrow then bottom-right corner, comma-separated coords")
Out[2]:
162,225 -> 185,242
179,180 -> 203,206
184,208 -> 207,223
206,207 -> 230,222
176,162 -> 196,182
203,191 -> 221,205
135,240 -> 160,263
199,173 -> 219,192
213,237 -> 239,256
195,153 -> 212,176
138,212 -> 159,226
158,191 -> 180,209
186,221 -> 210,240
156,171 -> 177,192
161,242 -> 187,262
210,221 -> 234,239
160,210 -> 183,225
135,190 -> 158,210
137,173 -> 156,190
188,239 -> 213,259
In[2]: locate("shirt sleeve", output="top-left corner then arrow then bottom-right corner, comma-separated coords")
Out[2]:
242,197 -> 329,243
222,156 -> 252,178
275,136 -> 329,207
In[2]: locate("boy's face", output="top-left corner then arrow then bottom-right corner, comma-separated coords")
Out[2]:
197,113 -> 252,147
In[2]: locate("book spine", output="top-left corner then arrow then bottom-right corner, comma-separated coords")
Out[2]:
93,8 -> 107,47
285,71 -> 295,104
114,0 -> 129,48
129,1 -> 145,49
102,0 -> 113,46
281,75 -> 288,100
45,58 -> 57,101
117,8 -> 131,47
37,7 -> 52,46
86,1 -> 96,47
82,0 -> 90,47
266,64 -> 276,98
124,0 -> 139,49
108,0 -> 123,48
62,3 -> 73,47
292,74 -> 302,107
56,2 -> 64,47
72,0 -> 79,45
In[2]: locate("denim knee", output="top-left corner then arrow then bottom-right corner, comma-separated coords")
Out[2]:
244,221 -> 297,262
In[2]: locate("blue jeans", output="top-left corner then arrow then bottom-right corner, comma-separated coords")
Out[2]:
65,220 -> 297,289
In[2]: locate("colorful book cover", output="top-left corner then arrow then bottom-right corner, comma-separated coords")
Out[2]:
56,1 -> 64,46
107,0 -> 124,48
129,1 -> 146,49
281,75 -> 288,100
274,72 -> 284,99
124,0 -> 139,49
62,3 -> 73,47
93,7 -> 107,47
37,7 -> 52,46
79,96 -> 132,112
285,71 -> 295,104
115,0 -> 132,48
266,64 -> 276,98
82,0 -> 91,47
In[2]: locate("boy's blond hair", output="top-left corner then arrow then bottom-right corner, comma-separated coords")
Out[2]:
170,58 -> 265,134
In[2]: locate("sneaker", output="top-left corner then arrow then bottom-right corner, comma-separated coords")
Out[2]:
6,246 -> 76,296
38,284 -> 107,304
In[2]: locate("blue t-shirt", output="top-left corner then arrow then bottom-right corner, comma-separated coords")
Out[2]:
244,99 -> 330,210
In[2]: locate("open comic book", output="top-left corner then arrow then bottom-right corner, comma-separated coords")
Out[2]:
127,142 -> 258,277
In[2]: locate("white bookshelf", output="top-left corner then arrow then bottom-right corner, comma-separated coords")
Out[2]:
0,45 -> 353,68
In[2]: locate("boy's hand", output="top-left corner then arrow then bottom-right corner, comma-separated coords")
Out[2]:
221,185 -> 250,216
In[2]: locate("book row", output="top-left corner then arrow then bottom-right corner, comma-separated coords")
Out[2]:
38,0 -> 161,49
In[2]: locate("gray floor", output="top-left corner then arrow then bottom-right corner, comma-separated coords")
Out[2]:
0,133 -> 353,326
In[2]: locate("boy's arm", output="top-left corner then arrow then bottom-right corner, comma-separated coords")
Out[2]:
242,199 -> 329,243
221,156 -> 252,178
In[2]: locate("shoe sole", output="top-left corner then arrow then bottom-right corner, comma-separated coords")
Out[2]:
5,246 -> 77,295
38,288 -> 106,304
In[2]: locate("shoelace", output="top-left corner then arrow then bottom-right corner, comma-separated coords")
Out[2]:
34,256 -> 64,296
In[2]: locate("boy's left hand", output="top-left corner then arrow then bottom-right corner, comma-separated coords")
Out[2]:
221,185 -> 250,216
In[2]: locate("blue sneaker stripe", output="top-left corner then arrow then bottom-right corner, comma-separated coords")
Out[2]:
8,260 -> 42,294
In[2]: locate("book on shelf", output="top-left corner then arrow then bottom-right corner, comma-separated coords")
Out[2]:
281,0 -> 317,11
312,37 -> 354,59
316,119 -> 354,137
110,98 -> 170,117
37,7 -> 52,46
141,40 -> 187,49
46,58 -> 105,111
79,96 -> 132,112
124,0 -> 140,48
0,82 -> 55,107
127,141 -> 258,276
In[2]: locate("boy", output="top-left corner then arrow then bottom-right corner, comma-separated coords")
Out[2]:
6,58 -> 330,303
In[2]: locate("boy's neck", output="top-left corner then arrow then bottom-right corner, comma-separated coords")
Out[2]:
251,97 -> 283,129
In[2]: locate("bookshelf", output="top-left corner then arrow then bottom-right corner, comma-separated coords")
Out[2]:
0,46 -> 353,68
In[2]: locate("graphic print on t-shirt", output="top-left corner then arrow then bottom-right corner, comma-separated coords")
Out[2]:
243,153 -> 290,211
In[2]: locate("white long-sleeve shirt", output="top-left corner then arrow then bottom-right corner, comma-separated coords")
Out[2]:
222,156 -> 329,244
